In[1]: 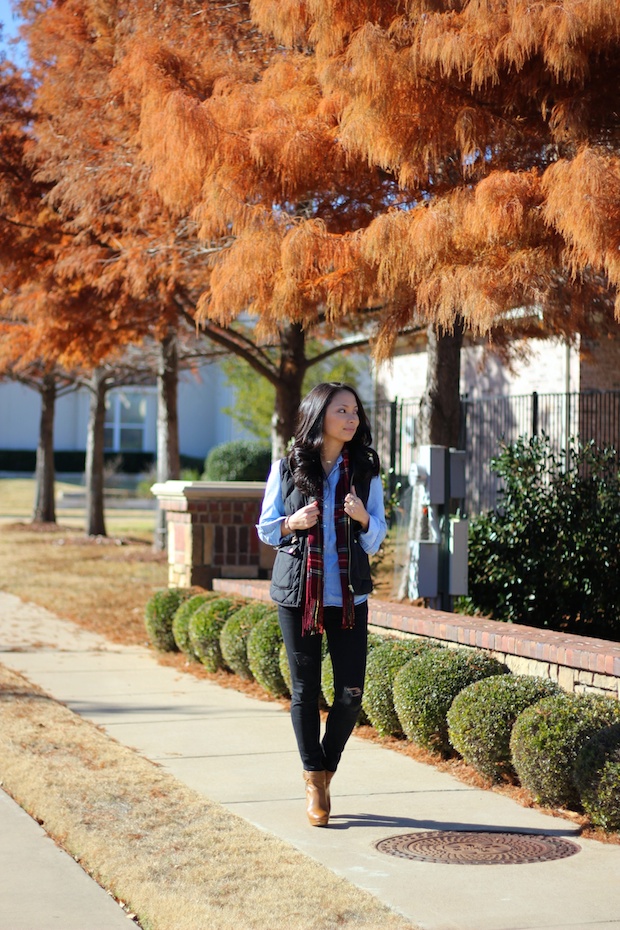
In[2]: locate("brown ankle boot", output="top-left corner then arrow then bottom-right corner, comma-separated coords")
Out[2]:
303,770 -> 329,827
325,770 -> 335,815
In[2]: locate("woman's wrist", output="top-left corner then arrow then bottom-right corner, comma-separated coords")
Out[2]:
282,516 -> 291,536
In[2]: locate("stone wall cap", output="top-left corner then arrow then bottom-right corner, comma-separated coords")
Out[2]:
151,480 -> 266,501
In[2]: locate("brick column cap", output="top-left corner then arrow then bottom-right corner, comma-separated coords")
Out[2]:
151,480 -> 267,506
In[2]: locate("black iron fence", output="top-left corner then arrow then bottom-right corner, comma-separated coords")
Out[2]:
368,391 -> 620,516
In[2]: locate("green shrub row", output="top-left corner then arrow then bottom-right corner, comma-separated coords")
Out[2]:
144,590 -> 620,831
144,588 -> 285,697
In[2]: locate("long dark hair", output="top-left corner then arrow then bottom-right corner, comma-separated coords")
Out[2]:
288,382 -> 380,496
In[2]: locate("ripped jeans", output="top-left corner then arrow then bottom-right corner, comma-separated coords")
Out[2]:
278,601 -> 368,772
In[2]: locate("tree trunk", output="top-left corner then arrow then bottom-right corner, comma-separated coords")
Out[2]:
32,375 -> 56,523
85,368 -> 108,537
154,331 -> 181,551
271,322 -> 307,461
416,318 -> 464,448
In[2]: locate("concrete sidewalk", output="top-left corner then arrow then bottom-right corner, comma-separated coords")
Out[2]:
1,590 -> 620,930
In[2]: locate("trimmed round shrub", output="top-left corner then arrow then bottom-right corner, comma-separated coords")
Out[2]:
367,632 -> 387,652
321,652 -> 335,707
189,597 -> 242,673
220,601 -> 277,680
447,675 -> 561,781
247,613 -> 289,698
362,639 -> 436,737
144,588 -> 191,652
511,692 -> 620,809
202,440 -> 271,481
172,593 -> 216,658
574,722 -> 620,831
279,641 -> 292,694
394,648 -> 509,755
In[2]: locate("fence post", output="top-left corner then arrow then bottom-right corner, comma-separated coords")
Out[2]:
532,391 -> 539,437
389,399 -> 398,492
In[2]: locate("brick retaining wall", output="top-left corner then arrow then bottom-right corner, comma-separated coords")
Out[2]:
151,481 -> 620,700
212,578 -> 620,699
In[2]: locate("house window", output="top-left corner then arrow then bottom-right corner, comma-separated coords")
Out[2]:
104,391 -> 148,452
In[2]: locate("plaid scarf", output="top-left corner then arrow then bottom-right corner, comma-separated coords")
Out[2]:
302,448 -> 356,636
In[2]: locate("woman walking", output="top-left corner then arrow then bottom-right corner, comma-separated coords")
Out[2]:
257,382 -> 386,826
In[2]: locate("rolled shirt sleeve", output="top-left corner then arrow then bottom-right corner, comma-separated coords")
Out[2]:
256,460 -> 287,547
357,473 -> 387,557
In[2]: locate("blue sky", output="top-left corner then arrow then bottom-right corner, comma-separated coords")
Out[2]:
0,0 -> 19,39
0,0 -> 27,65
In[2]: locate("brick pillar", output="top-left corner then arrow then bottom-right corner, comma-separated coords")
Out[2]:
150,481 -> 275,589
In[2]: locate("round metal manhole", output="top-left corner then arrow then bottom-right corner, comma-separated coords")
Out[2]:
375,831 -> 581,865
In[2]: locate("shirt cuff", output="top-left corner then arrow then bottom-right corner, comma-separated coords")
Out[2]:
256,517 -> 288,547
357,515 -> 382,556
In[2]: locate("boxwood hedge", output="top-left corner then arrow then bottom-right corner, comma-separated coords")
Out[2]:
172,593 -> 217,659
510,692 -> 620,809
144,588 -> 192,652
393,648 -> 508,755
220,602 -> 277,680
189,597 -> 243,673
362,639 -> 436,737
247,613 -> 289,698
574,722 -> 620,831
447,674 -> 561,781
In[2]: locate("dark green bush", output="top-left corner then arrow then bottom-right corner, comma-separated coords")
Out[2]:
574,722 -> 620,831
465,437 -> 620,639
279,642 -> 292,695
172,593 -> 217,658
510,692 -> 620,809
447,675 -> 561,781
144,588 -> 191,652
393,648 -> 508,755
220,601 -> 276,680
247,613 -> 289,698
362,639 -> 436,737
202,440 -> 272,482
189,597 -> 243,673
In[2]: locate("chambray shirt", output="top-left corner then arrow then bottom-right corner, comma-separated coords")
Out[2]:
256,455 -> 387,606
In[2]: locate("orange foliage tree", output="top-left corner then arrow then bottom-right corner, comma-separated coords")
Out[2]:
0,49 -> 168,533
247,0 -> 620,442
9,0 -> 375,468
95,0 -> 413,456
11,1 -> 620,471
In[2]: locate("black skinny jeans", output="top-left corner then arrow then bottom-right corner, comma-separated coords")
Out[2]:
278,601 -> 368,772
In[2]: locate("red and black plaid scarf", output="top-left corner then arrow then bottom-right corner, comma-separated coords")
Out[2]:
302,448 -> 356,636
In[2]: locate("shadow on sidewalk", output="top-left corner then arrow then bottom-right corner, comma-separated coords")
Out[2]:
328,812 -> 581,836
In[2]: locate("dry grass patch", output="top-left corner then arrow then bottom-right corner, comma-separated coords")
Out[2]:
0,664 -> 418,930
0,522 -> 167,645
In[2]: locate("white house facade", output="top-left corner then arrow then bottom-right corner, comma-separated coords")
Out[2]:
0,363 -> 249,469
375,334 -> 587,402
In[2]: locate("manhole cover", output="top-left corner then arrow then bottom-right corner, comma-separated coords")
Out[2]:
375,831 -> 581,865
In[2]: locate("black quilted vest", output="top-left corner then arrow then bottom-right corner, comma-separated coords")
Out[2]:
269,457 -> 373,608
